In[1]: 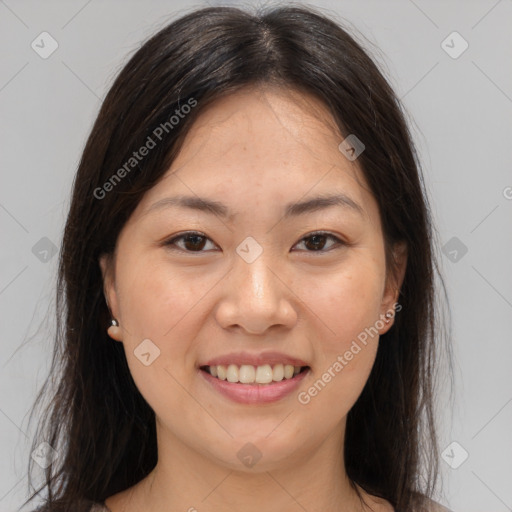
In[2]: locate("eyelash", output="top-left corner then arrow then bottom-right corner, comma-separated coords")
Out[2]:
163,231 -> 346,254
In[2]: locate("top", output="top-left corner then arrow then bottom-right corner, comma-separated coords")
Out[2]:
90,504 -> 111,512
88,501 -> 453,511
88,504 -> 403,512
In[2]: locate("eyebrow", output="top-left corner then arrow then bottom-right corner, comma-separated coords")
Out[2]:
144,193 -> 365,219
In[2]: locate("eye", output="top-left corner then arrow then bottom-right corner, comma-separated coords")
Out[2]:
292,231 -> 345,253
163,230 -> 345,254
164,231 -> 218,253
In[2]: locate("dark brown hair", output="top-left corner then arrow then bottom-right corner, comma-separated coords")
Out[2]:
23,4 -> 451,512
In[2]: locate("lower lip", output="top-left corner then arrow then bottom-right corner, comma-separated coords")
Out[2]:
198,367 -> 310,404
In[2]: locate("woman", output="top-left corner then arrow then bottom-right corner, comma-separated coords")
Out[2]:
24,4 -> 452,512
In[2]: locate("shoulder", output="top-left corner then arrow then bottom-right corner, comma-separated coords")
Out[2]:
422,498 -> 454,512
88,504 -> 110,512
394,496 -> 453,512
90,503 -> 111,512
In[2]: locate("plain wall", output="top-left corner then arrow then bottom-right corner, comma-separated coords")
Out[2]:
1,1 -> 511,511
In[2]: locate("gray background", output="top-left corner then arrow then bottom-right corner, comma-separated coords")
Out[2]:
1,1 -> 511,511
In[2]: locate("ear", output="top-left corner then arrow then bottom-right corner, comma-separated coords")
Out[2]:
99,253 -> 123,342
379,241 -> 407,334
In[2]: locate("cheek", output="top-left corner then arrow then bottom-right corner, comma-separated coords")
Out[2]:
116,256 -> 210,340
306,261 -> 384,351
296,261 -> 383,414
114,257 -> 210,394
116,284 -> 208,432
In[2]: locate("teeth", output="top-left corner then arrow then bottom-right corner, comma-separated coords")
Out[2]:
226,364 -> 239,383
206,364 -> 304,384
284,364 -> 294,379
217,365 -> 227,380
255,364 -> 273,384
272,363 -> 284,381
239,364 -> 255,383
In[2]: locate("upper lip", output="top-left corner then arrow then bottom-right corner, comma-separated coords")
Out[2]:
200,351 -> 309,368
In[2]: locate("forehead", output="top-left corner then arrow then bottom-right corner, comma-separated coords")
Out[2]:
169,85 -> 354,177
133,85 -> 377,224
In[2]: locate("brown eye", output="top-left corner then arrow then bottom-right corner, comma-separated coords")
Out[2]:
164,232 -> 217,252
293,232 -> 344,252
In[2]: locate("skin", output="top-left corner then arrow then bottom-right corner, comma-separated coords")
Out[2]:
100,85 -> 407,512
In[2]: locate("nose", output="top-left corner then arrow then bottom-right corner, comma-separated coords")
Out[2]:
215,254 -> 298,335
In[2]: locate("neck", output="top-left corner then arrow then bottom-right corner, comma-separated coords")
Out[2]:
115,419 -> 375,512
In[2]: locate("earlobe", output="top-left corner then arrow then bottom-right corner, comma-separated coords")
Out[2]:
378,301 -> 398,335
107,319 -> 123,342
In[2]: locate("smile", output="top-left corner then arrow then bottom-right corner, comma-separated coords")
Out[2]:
201,363 -> 309,384
198,364 -> 310,404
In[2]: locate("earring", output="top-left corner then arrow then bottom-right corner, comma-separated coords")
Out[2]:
107,318 -> 121,341
384,311 -> 394,323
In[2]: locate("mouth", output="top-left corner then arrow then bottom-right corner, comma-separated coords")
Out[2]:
199,363 -> 310,384
198,363 -> 311,404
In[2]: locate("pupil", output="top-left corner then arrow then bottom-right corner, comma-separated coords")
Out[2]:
185,235 -> 206,251
306,234 -> 325,250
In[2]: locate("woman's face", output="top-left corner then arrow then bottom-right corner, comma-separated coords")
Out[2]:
100,85 -> 406,473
